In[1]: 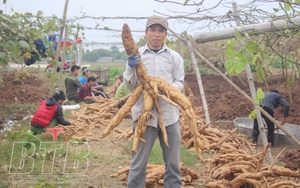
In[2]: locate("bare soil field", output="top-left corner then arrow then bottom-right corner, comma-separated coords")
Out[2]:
185,73 -> 300,125
1,70 -> 300,187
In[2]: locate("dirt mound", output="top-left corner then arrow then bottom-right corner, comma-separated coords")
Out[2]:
1,70 -> 300,126
280,150 -> 300,170
185,73 -> 300,125
0,72 -> 49,104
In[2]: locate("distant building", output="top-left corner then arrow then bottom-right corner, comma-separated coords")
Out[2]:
98,57 -> 113,62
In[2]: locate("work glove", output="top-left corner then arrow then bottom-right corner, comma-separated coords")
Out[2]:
127,53 -> 141,68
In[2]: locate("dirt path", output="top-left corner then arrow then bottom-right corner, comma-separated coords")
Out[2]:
83,119 -> 133,188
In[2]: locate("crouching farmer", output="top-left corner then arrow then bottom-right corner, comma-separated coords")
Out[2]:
30,90 -> 71,135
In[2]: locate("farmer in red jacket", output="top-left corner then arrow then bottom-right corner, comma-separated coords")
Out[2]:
31,90 -> 71,135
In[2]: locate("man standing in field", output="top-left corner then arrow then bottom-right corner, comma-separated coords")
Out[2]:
65,65 -> 82,103
123,15 -> 184,188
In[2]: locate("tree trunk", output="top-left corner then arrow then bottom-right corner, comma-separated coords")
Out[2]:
59,25 -> 68,89
232,1 -> 272,164
48,0 -> 69,96
193,49 -> 300,148
191,2 -> 300,149
281,58 -> 285,78
186,39 -> 210,123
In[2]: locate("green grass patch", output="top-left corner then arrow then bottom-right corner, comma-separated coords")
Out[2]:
148,141 -> 164,165
0,118 -> 81,170
1,124 -> 93,177
180,146 -> 198,166
277,162 -> 285,167
63,109 -> 74,118
201,151 -> 214,159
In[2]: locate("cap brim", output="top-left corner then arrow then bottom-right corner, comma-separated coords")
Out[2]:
147,23 -> 168,30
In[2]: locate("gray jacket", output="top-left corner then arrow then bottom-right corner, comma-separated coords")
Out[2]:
261,91 -> 290,118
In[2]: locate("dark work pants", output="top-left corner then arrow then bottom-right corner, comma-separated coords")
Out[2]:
252,106 -> 275,145
127,122 -> 182,188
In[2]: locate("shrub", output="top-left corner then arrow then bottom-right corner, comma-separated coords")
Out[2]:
184,59 -> 191,71
109,67 -> 122,78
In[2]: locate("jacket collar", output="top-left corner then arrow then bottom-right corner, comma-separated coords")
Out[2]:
140,43 -> 169,54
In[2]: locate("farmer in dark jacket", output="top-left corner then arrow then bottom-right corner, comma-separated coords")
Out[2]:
252,89 -> 290,145
65,65 -> 82,103
30,90 -> 71,135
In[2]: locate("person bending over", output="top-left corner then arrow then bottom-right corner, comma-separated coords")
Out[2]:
252,89 -> 290,146
31,90 -> 71,135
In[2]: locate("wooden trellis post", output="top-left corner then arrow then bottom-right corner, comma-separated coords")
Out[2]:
48,0 -> 69,96
232,2 -> 273,164
168,29 -> 211,124
185,38 -> 210,124
59,24 -> 68,89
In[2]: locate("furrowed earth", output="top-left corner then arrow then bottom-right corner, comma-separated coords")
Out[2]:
0,69 -> 300,187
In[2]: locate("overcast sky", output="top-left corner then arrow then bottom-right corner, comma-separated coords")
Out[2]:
1,0 -> 280,50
